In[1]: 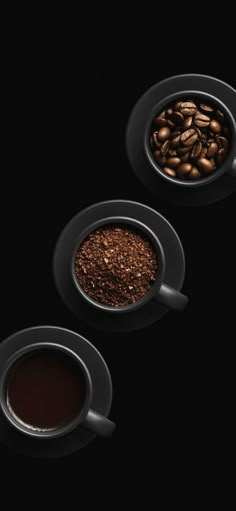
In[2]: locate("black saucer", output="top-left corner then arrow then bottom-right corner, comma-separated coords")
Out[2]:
53,200 -> 186,331
0,326 -> 113,458
126,74 -> 236,206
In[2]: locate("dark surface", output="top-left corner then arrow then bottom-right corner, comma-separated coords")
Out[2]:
1,18 -> 235,501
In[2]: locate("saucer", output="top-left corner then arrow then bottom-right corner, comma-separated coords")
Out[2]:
53,200 -> 186,331
126,74 -> 236,206
0,326 -> 113,458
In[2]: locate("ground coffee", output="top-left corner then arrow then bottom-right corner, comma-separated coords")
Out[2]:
75,225 -> 158,307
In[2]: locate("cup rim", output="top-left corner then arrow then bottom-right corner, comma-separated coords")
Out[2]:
71,216 -> 166,314
0,342 -> 93,440
144,90 -> 236,188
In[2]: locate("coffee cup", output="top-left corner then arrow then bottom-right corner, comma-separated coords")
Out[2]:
144,91 -> 236,187
72,216 -> 188,312
0,343 -> 115,439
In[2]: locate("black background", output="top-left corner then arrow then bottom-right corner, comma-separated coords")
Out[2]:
1,17 -> 235,501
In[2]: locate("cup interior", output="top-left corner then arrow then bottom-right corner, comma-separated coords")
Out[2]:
72,217 -> 166,313
145,90 -> 236,187
0,344 -> 91,438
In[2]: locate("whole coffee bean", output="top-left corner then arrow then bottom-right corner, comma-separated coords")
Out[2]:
180,152 -> 190,163
188,167 -> 202,179
197,158 -> 214,173
171,135 -> 181,147
216,148 -> 226,165
166,157 -> 181,168
177,145 -> 192,155
170,130 -> 181,139
166,108 -> 173,117
200,147 -> 208,158
169,111 -> 184,124
174,101 -> 182,111
177,163 -> 192,178
153,150 -> 167,166
207,142 -> 218,157
167,120 -> 176,129
158,127 -> 171,142
191,141 -> 202,159
161,140 -> 170,156
163,167 -> 177,177
216,136 -> 229,152
180,102 -> 197,116
168,149 -> 178,156
153,115 -> 169,128
181,129 -> 198,146
210,158 -> 216,168
210,120 -> 221,134
199,103 -> 214,113
183,116 -> 193,129
215,109 -> 225,122
153,132 -> 161,148
194,113 -> 210,127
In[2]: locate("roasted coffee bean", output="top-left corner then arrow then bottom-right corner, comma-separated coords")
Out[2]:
166,157 -> 181,169
199,103 -> 214,113
153,132 -> 161,148
200,147 -> 208,158
216,136 -> 229,152
188,167 -> 202,179
215,109 -> 225,123
183,116 -> 193,129
161,140 -> 170,156
191,141 -> 202,159
169,111 -> 184,124
180,152 -> 190,163
177,145 -> 193,155
150,97 -> 230,181
168,149 -> 178,156
207,142 -> 218,157
181,129 -> 198,146
167,120 -> 176,129
177,163 -> 192,178
197,158 -> 214,173
163,167 -> 177,177
153,115 -> 169,127
170,130 -> 181,139
180,102 -> 197,116
216,148 -> 226,165
210,120 -> 221,134
171,135 -> 181,147
158,127 -> 171,142
166,108 -> 173,117
153,150 -> 167,166
194,113 -> 210,127
174,101 -> 183,111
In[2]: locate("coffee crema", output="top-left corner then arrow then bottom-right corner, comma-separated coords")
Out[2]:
75,225 -> 158,307
5,349 -> 86,431
150,98 -> 231,180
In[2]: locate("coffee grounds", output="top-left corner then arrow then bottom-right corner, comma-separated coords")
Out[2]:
75,225 -> 158,307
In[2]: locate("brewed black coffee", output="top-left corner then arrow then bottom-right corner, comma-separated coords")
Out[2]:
5,349 -> 86,431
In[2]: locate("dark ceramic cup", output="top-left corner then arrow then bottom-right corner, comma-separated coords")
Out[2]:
144,91 -> 236,188
0,343 -> 115,439
72,216 -> 188,313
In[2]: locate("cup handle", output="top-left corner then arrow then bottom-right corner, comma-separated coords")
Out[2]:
227,158 -> 236,178
154,283 -> 189,312
81,408 -> 115,437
